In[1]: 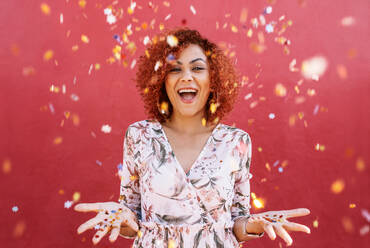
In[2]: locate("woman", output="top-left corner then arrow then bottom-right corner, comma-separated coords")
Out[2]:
74,28 -> 311,247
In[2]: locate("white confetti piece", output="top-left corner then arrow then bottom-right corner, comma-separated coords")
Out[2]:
164,14 -> 171,21
269,113 -> 275,119
244,93 -> 252,100
101,124 -> 112,134
301,56 -> 328,81
12,206 -> 19,212
190,5 -> 196,15
166,35 -> 178,47
48,103 -> 55,114
143,35 -> 150,45
64,200 -> 73,209
70,93 -> 80,102
130,59 -> 136,69
60,13 -> 64,24
154,61 -> 162,71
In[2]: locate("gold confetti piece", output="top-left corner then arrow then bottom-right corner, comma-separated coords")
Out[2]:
43,50 -> 54,61
212,117 -> 219,124
249,101 -> 258,109
274,83 -> 287,97
126,42 -> 137,55
40,3 -> 51,15
341,216 -> 354,233
349,203 -> 356,208
246,28 -> 253,37
201,118 -> 206,126
137,230 -> 143,238
210,103 -> 218,114
336,64 -> 347,79
166,35 -> 178,47
331,179 -> 345,194
313,219 -> 319,228
13,221 -> 26,238
297,112 -> 304,119
2,159 -> 11,174
356,157 -> 365,172
58,189 -> 65,195
95,63 -> 100,70
53,137 -> 63,145
253,198 -> 264,209
163,1 -> 170,7
251,192 -> 256,199
240,8 -> 248,23
307,89 -> 316,96
64,111 -> 70,119
49,85 -> 60,93
314,143 -> 325,151
294,86 -> 300,94
144,87 -> 149,94
22,66 -> 35,76
73,192 -> 81,202
257,147 -> 262,152
289,115 -> 296,127
130,175 -> 138,181
231,25 -> 238,33
81,34 -> 90,43
78,0 -> 86,8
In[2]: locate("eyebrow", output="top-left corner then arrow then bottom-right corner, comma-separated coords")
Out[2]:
176,58 -> 206,65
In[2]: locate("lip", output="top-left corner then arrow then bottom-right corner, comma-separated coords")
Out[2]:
177,88 -> 198,104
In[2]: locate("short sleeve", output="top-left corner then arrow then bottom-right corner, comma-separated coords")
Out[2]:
118,126 -> 142,238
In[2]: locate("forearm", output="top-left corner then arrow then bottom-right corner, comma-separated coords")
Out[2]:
233,216 -> 265,242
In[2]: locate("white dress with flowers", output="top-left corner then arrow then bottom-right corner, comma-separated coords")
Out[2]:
118,119 -> 259,247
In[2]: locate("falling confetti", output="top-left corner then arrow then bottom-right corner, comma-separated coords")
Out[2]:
64,201 -> 73,209
268,113 -> 275,119
274,83 -> 287,97
341,16 -> 355,26
43,50 -> 54,61
81,34 -> 90,44
190,5 -> 196,15
12,206 -> 19,212
331,179 -> 345,194
166,35 -> 178,47
2,159 -> 11,174
40,3 -> 51,15
301,56 -> 328,81
101,124 -> 112,134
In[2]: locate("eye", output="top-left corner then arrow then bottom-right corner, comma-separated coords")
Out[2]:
169,68 -> 181,72
193,67 -> 204,71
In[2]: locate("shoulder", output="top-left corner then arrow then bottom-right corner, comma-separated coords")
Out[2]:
127,119 -> 156,131
219,123 -> 251,141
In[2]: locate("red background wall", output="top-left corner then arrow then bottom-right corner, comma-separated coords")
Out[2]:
1,0 -> 369,247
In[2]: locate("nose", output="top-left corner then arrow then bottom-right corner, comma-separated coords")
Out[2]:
180,70 -> 194,82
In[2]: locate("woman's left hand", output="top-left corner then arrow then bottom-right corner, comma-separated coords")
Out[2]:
248,208 -> 311,246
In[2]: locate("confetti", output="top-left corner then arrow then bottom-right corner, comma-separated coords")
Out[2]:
107,14 -> 117,25
73,192 -> 81,202
70,94 -> 80,101
265,23 -> 274,33
101,124 -> 112,134
78,0 -> 86,8
64,200 -> 73,209
166,35 -> 178,47
13,221 -> 26,238
164,14 -> 171,21
361,209 -> 370,222
96,160 -> 102,166
190,5 -> 196,15
313,219 -> 319,228
240,8 -> 248,23
3,159 -> 11,174
143,36 -> 151,45
244,93 -> 252,100
81,34 -> 90,44
264,6 -> 272,14
60,14 -> 63,24
12,206 -> 19,212
274,83 -> 287,97
301,56 -> 328,81
43,50 -> 54,61
336,64 -> 347,79
154,60 -> 162,71
268,113 -> 275,119
331,179 -> 345,194
360,225 -> 369,236
356,157 -> 365,172
341,16 -> 355,26
289,59 -> 299,72
130,59 -> 137,69
40,3 -> 51,15
349,203 -> 356,208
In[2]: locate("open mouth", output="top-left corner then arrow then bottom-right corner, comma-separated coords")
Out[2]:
177,89 -> 198,102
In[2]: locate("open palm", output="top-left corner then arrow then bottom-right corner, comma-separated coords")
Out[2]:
74,201 -> 138,245
249,208 -> 311,246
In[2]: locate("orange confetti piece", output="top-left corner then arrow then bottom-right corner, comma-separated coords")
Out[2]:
53,137 -> 63,145
331,179 -> 345,194
336,64 -> 348,79
40,3 -> 51,15
240,8 -> 248,23
349,203 -> 356,208
58,189 -> 65,195
2,159 -> 11,174
43,50 -> 54,61
78,0 -> 86,8
275,83 -> 287,97
13,221 -> 26,238
356,157 -> 365,172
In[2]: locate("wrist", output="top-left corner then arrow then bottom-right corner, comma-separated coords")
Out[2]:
244,217 -> 265,237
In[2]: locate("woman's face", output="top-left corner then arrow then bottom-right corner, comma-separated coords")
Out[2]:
165,44 -> 210,118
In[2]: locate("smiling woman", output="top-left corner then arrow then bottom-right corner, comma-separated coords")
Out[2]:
74,27 -> 311,247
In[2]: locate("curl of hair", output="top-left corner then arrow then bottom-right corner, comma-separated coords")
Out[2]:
135,27 -> 242,125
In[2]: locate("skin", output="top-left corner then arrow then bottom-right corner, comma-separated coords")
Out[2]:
74,43 -> 311,246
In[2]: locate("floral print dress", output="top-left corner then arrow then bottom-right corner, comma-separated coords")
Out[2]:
119,119 -> 260,247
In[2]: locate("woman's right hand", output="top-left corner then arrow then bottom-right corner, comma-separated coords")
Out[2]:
74,201 -> 139,245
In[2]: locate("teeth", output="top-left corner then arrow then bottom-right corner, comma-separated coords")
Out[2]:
178,89 -> 197,94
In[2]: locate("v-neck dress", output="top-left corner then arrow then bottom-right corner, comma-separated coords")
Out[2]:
119,119 -> 258,247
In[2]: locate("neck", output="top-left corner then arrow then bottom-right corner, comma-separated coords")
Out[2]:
164,109 -> 215,135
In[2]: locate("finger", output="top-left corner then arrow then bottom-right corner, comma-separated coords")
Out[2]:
122,216 -> 139,232
283,221 -> 311,234
274,225 -> 293,246
263,223 -> 276,240
92,225 -> 110,245
109,225 -> 120,243
77,216 -> 103,234
279,208 -> 310,218
74,203 -> 102,212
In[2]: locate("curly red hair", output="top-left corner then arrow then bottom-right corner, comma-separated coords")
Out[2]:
135,27 -> 242,125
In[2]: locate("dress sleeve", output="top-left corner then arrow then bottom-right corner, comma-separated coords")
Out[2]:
231,132 -> 264,239
118,126 -> 141,239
